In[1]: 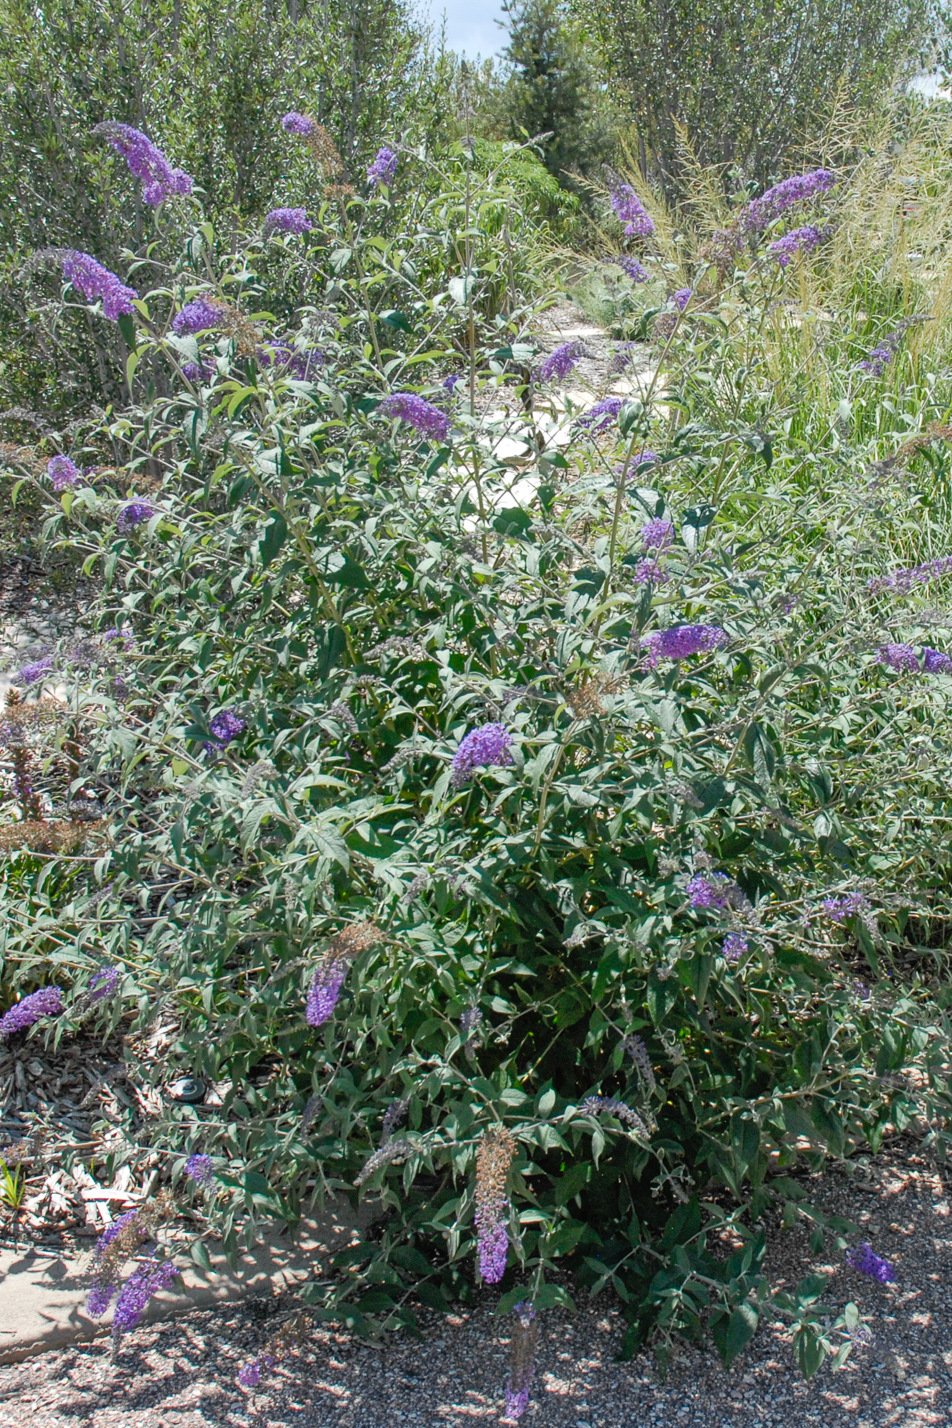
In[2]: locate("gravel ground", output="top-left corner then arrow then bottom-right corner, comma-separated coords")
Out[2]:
1,1150 -> 949,1428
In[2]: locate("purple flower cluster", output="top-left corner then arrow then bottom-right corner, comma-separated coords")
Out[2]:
633,558 -> 667,585
610,184 -> 655,237
868,553 -> 952,595
256,341 -> 324,381
237,1353 -> 277,1389
822,891 -> 869,924
185,1153 -> 213,1185
264,207 -> 312,236
475,1196 -> 509,1283
306,958 -> 349,1027
687,872 -> 732,910
622,450 -> 659,476
281,111 -> 316,136
722,932 -> 749,962
614,255 -> 649,282
858,316 -> 928,376
181,359 -> 211,383
208,710 -> 245,747
641,624 -> 728,665
379,392 -> 450,441
443,373 -> 463,393
16,655 -> 54,685
171,298 -> 225,336
88,967 -> 121,1003
741,168 -> 836,232
672,287 -> 692,311
877,642 -> 952,674
48,456 -> 81,491
62,251 -> 137,320
0,985 -> 63,1037
367,146 -> 398,186
767,224 -> 826,266
94,123 -> 192,206
642,516 -> 674,550
536,341 -> 582,382
845,1243 -> 896,1283
577,396 -> 623,432
116,500 -> 154,533
450,723 -> 514,787
579,1096 -> 648,1133
112,1256 -> 178,1336
611,341 -> 640,372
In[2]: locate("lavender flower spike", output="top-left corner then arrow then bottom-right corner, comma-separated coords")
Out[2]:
503,1301 -> 539,1422
306,958 -> 349,1027
62,251 -> 137,321
536,341 -> 582,382
672,287 -> 692,310
845,1243 -> 896,1283
450,723 -> 513,787
867,553 -> 952,594
95,123 -> 192,206
281,111 -> 316,136
0,986 -> 64,1037
379,392 -> 450,441
741,168 -> 836,233
577,396 -> 623,432
641,623 -> 728,665
767,224 -> 825,267
614,255 -> 649,282
208,710 -> 245,747
16,655 -> 54,685
116,500 -> 154,533
88,966 -> 121,1003
185,1153 -> 214,1185
48,456 -> 81,491
264,207 -> 312,236
171,298 -> 226,336
367,146 -> 398,186
111,1256 -> 179,1336
641,516 -> 673,550
877,642 -> 919,672
610,184 -> 655,237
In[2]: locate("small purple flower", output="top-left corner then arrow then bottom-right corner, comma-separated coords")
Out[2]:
767,224 -> 826,267
923,646 -> 952,673
687,873 -> 732,910
633,557 -> 667,585
264,207 -> 312,236
672,287 -> 692,311
845,1243 -> 896,1283
642,516 -> 674,550
450,723 -> 514,787
610,184 -> 655,237
579,1096 -> 649,1133
256,341 -> 323,381
281,111 -> 316,136
858,316 -> 928,376
367,146 -> 398,186
62,251 -> 137,321
185,1153 -> 214,1185
722,932 -> 749,962
237,1353 -> 276,1389
16,655 -> 54,686
111,1256 -> 179,1336
443,373 -> 463,393
641,624 -> 728,665
171,298 -> 225,336
379,392 -> 450,441
460,1005 -> 483,1041
577,396 -> 623,433
306,958 -> 349,1027
876,642 -> 919,671
116,500 -> 154,533
475,1197 -> 509,1283
822,891 -> 869,924
868,554 -> 952,595
613,255 -> 649,282
741,169 -> 837,233
48,456 -> 81,491
86,1281 -> 117,1317
0,986 -> 64,1037
208,710 -> 245,747
611,341 -> 640,372
88,967 -> 121,1003
536,341 -> 582,382
93,1208 -> 142,1260
94,123 -> 192,206
180,359 -> 211,382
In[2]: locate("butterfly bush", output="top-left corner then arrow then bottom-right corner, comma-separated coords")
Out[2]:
61,250 -> 137,320
48,456 -> 81,491
768,224 -> 826,266
741,167 -> 836,232
0,986 -> 63,1036
264,207 -> 312,236
367,146 -> 398,186
94,123 -> 193,206
845,1244 -> 896,1283
536,340 -> 582,382
610,183 -> 655,237
18,127 -> 952,1389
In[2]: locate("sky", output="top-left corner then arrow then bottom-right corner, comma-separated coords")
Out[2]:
424,0 -> 508,59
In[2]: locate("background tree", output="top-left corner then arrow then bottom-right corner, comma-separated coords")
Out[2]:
571,0 -> 936,195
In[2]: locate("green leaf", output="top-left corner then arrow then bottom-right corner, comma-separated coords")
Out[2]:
259,510 -> 288,566
712,1300 -> 759,1364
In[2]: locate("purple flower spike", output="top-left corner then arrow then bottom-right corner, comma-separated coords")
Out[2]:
876,642 -> 919,671
822,891 -> 869,924
264,207 -> 312,236
306,959 -> 349,1028
185,1152 -> 214,1185
923,646 -> 952,673
536,341 -> 582,382
208,710 -> 245,747
687,872 -> 732,909
171,298 -> 226,336
281,111 -> 316,136
641,516 -> 674,550
722,932 -> 749,962
450,723 -> 514,787
475,1197 -> 509,1283
741,168 -> 836,233
614,255 -> 649,282
367,146 -> 398,186
95,123 -> 192,206
577,396 -> 623,432
610,184 -> 655,237
379,392 -> 450,441
868,553 -> 952,594
111,1256 -> 179,1336
0,986 -> 64,1037
633,558 -> 667,585
672,287 -> 692,311
48,456 -> 81,491
116,500 -> 154,533
846,1243 -> 896,1283
767,224 -> 826,267
86,1281 -> 117,1317
88,967 -> 121,1003
16,655 -> 54,686
641,624 -> 728,665
62,251 -> 137,321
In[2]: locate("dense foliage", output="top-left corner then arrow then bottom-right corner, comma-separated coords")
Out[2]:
4,94 -> 952,1403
